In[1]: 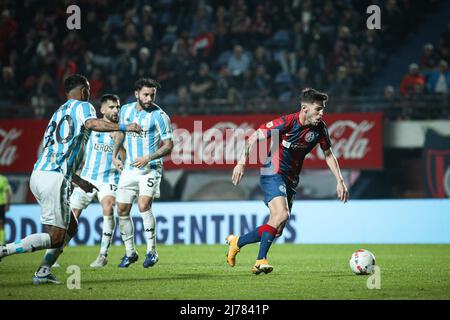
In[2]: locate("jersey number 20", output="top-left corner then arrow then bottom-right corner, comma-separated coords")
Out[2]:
44,115 -> 75,149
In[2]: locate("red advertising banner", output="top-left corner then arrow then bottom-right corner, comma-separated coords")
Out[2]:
167,113 -> 383,170
0,120 -> 46,173
305,113 -> 383,169
0,112 -> 383,173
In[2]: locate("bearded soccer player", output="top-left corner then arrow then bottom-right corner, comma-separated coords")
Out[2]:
113,78 -> 173,269
0,74 -> 141,284
227,88 -> 349,274
67,94 -> 126,268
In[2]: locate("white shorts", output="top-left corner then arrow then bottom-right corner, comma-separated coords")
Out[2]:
70,181 -> 117,210
30,170 -> 71,230
116,169 -> 162,204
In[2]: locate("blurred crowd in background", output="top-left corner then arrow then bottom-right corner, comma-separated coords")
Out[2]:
0,0 -> 449,119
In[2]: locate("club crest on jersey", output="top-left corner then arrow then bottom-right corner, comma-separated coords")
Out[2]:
279,185 -> 286,194
266,121 -> 273,128
305,131 -> 318,143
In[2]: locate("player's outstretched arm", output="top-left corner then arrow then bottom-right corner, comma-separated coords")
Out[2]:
323,148 -> 349,203
112,131 -> 125,172
232,128 -> 266,186
85,119 -> 142,133
132,138 -> 174,168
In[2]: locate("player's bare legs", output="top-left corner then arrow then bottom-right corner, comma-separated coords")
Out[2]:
249,196 -> 290,274
225,196 -> 289,274
138,195 -> 159,268
226,196 -> 289,274
43,207 -> 83,269
1,221 -> 67,284
117,201 -> 138,267
267,196 -> 290,237
90,196 -> 116,268
31,214 -> 78,284
1,223 -> 67,260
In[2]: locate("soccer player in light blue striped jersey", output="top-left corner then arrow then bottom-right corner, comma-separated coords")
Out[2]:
113,78 -> 173,268
0,74 -> 142,284
68,94 -> 126,268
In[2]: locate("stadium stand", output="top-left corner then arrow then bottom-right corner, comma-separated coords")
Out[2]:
0,0 -> 447,119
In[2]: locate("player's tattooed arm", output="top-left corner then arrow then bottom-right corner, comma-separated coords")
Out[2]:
85,119 -> 142,133
238,129 -> 265,165
323,148 -> 349,203
232,129 -> 266,185
113,131 -> 125,159
149,138 -> 174,161
113,132 -> 125,172
132,139 -> 174,168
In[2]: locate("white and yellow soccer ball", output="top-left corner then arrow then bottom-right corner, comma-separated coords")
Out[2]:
349,249 -> 376,275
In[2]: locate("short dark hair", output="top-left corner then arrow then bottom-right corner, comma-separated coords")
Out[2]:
100,94 -> 120,104
134,78 -> 161,91
300,88 -> 328,105
64,74 -> 88,94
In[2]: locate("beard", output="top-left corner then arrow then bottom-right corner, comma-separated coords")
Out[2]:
138,98 -> 154,110
106,114 -> 118,123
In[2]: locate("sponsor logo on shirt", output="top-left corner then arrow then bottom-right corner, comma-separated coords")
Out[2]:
94,143 -> 113,153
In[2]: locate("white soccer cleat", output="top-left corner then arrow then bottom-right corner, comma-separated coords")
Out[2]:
90,254 -> 108,268
32,273 -> 62,285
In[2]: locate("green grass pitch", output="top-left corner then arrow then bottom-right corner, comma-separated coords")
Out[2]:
1,244 -> 449,300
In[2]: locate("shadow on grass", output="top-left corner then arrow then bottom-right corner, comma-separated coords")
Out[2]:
80,273 -> 255,285
322,274 -> 357,278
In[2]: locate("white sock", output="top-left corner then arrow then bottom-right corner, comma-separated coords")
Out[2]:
119,216 -> 135,256
40,233 -> 71,268
99,216 -> 115,256
4,233 -> 51,256
140,209 -> 156,253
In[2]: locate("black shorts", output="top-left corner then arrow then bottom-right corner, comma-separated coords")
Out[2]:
0,205 -> 5,222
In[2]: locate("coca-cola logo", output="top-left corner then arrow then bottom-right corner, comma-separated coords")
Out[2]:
161,114 -> 383,169
306,120 -> 374,160
169,118 -> 376,166
171,121 -> 265,165
0,128 -> 23,166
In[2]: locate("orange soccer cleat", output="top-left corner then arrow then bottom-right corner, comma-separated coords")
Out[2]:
225,234 -> 240,267
251,259 -> 273,275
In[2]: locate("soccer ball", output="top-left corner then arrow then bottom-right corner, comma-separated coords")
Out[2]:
349,249 -> 376,275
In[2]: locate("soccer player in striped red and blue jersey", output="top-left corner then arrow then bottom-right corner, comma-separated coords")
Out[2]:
113,78 -> 173,269
227,88 -> 349,274
0,74 -> 141,284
